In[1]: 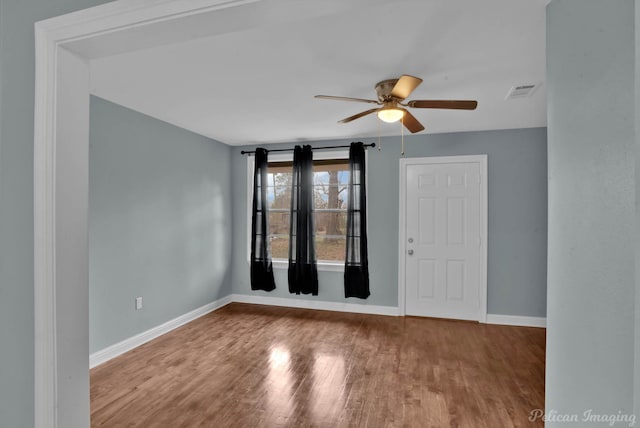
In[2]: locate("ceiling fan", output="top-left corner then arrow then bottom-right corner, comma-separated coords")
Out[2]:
315,75 -> 478,133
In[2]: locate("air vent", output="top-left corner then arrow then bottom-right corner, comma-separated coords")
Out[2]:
505,84 -> 538,100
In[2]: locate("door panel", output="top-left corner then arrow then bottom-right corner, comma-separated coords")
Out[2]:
418,198 -> 436,244
418,259 -> 436,298
446,259 -> 464,300
404,159 -> 483,320
447,198 -> 465,245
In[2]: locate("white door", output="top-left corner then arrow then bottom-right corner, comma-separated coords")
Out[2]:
401,156 -> 487,321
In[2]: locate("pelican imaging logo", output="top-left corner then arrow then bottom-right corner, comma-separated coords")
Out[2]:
529,409 -> 636,426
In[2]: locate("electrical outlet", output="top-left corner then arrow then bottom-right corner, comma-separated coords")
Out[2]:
135,297 -> 143,310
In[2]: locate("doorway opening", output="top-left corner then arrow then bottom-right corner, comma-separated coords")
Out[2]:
34,1 -> 265,425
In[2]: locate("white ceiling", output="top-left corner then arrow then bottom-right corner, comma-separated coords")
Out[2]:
87,0 -> 548,146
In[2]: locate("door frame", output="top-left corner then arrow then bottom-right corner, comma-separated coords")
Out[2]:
34,1 -> 259,426
398,155 -> 488,321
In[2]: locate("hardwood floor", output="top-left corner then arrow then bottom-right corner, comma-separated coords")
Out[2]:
90,303 -> 545,427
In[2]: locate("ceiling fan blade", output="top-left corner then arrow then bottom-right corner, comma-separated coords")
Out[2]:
338,108 -> 380,123
401,109 -> 425,133
390,75 -> 423,100
315,95 -> 380,104
407,100 -> 478,110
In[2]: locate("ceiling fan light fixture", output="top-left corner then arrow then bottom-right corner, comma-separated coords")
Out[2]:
377,108 -> 405,123
316,74 -> 477,134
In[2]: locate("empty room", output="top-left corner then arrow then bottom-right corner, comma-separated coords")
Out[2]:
1,0 -> 638,427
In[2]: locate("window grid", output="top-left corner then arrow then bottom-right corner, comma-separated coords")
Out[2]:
266,159 -> 349,262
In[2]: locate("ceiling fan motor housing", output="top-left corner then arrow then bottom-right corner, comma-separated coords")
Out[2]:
375,79 -> 401,102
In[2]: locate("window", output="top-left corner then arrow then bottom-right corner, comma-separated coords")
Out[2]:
247,150 -> 352,266
267,158 -> 349,262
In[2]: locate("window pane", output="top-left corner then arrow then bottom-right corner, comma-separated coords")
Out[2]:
313,171 -> 327,185
313,164 -> 348,262
269,185 -> 291,209
272,172 -> 292,188
265,184 -> 275,206
268,210 -> 289,260
338,170 -> 349,186
266,158 -> 349,263
269,235 -> 289,260
314,184 -> 347,210
269,211 -> 290,236
315,211 -> 347,237
316,235 -> 346,261
312,165 -> 349,212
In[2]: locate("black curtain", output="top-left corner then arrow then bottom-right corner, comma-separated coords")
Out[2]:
288,145 -> 318,295
250,148 -> 276,291
344,142 -> 370,299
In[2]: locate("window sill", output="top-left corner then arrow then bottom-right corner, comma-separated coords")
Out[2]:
271,260 -> 345,272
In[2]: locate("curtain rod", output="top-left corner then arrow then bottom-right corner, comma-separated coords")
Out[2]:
240,142 -> 375,155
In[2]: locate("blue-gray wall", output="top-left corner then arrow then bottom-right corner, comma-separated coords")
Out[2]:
0,1 -> 112,426
232,127 -> 548,317
89,96 -> 232,353
546,0 -> 635,422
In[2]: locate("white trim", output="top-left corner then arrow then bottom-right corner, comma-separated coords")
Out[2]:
35,0 -> 261,42
231,293 -> 401,316
397,155 -> 488,322
397,159 -> 407,316
479,157 -> 489,323
88,298 -> 543,372
33,26 -> 59,428
486,314 -> 546,328
33,1 -> 264,426
271,259 -> 344,272
89,296 -> 233,368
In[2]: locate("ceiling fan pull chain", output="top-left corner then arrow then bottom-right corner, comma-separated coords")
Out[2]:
377,118 -> 382,151
401,119 -> 405,157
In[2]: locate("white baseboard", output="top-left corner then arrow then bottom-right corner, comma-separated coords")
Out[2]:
89,295 -> 233,368
485,314 -> 546,328
90,296 -> 543,368
231,293 -> 401,316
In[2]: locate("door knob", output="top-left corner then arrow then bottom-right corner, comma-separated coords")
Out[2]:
408,238 -> 414,243
408,249 -> 414,255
